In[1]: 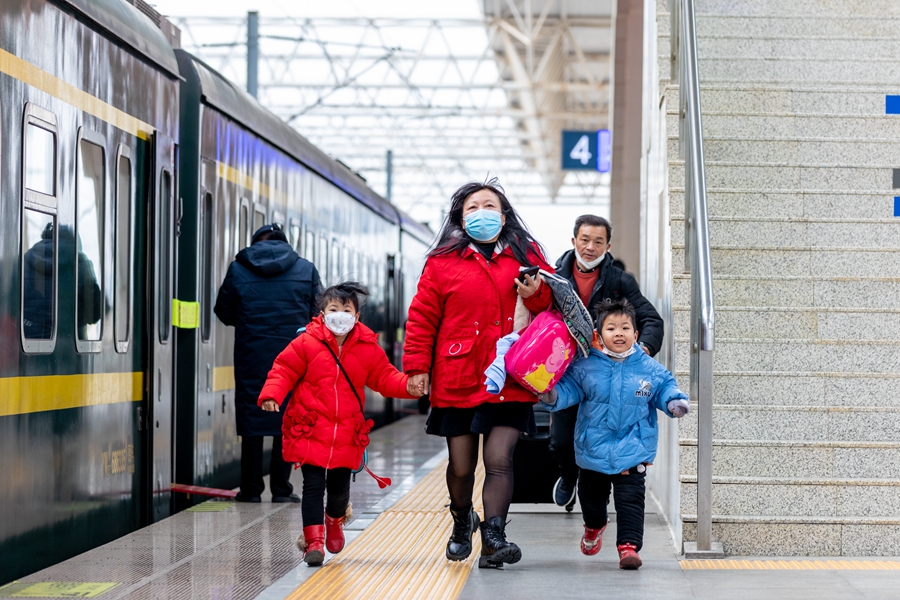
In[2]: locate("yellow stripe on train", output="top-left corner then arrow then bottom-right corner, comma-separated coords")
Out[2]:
0,48 -> 156,140
0,372 -> 143,417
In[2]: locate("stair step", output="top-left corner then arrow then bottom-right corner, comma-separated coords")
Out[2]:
670,215 -> 899,249
691,0 -> 900,18
694,16 -> 900,40
666,112 -> 900,141
671,247 -> 900,278
678,441 -> 900,478
661,35 -> 900,61
689,57 -> 900,87
674,339 -> 900,380
680,477 -> 900,518
674,371 -> 900,408
673,276 -> 900,309
669,162 -> 895,194
672,306 -> 900,341
669,190 -> 894,220
668,137 -> 900,167
664,86 -> 893,118
676,404 -> 900,443
680,519 -> 900,556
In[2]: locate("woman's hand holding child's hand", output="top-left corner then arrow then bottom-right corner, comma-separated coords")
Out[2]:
407,377 -> 427,397
667,399 -> 690,418
261,399 -> 279,412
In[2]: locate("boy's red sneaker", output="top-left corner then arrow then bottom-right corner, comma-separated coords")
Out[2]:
324,514 -> 345,554
617,543 -> 642,569
580,521 -> 608,556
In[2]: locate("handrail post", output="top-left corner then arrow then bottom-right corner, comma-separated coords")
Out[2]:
675,0 -> 724,560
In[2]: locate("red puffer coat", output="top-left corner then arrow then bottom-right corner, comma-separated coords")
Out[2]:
258,316 -> 413,470
403,244 -> 553,409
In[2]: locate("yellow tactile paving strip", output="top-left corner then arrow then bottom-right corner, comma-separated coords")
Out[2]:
286,459 -> 485,600
680,559 -> 900,570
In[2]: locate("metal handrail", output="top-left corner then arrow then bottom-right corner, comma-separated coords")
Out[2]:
671,0 -> 716,553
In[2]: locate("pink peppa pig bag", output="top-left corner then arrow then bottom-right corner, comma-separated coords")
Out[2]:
504,309 -> 577,394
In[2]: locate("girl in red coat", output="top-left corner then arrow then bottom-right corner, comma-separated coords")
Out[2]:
259,282 -> 424,566
404,178 -> 553,568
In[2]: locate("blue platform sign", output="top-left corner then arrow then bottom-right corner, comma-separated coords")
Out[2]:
562,130 -> 611,172
562,131 -> 597,170
597,129 -> 611,173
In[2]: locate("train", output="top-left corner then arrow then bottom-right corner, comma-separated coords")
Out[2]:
0,0 -> 433,584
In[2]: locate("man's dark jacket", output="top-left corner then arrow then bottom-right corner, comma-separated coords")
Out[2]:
214,240 -> 320,436
555,250 -> 664,357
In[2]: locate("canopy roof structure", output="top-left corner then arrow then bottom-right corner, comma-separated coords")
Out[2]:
168,0 -> 613,226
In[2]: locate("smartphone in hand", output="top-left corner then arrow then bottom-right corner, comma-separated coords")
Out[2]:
517,265 -> 541,283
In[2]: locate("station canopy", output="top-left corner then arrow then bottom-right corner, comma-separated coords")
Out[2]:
164,0 -> 612,229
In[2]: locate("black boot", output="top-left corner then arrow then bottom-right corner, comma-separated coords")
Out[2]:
478,516 -> 522,568
446,506 -> 481,561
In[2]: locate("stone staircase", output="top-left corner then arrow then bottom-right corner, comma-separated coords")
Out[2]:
660,0 -> 900,556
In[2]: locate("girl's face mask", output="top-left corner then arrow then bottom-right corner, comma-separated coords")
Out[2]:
324,311 -> 357,335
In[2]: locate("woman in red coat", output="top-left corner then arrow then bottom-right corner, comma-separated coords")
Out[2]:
404,178 -> 553,568
259,282 -> 423,566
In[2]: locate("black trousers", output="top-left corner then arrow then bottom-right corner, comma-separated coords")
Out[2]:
240,435 -> 293,498
549,404 -> 579,483
578,467 -> 646,550
300,465 -> 352,527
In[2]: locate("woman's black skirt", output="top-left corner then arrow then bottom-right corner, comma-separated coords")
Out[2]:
425,401 -> 536,437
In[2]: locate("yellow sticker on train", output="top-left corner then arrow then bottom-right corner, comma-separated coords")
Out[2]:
0,581 -> 120,598
172,299 -> 200,329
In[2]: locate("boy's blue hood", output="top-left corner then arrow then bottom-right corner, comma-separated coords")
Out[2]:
236,240 -> 299,277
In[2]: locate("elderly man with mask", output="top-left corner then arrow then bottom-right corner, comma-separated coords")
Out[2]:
550,214 -> 664,507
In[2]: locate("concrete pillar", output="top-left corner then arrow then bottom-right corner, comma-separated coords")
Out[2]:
609,0 -> 644,281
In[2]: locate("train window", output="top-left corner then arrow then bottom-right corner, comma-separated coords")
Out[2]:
342,245 -> 351,280
200,191 -> 214,342
252,203 -> 266,233
304,229 -> 315,262
272,210 -> 285,228
238,198 -> 250,250
75,132 -> 105,349
158,169 -> 173,343
21,208 -> 57,349
289,219 -> 301,251
25,123 -> 56,196
318,235 -> 328,285
114,146 -> 133,353
330,240 -> 341,284
21,104 -> 59,354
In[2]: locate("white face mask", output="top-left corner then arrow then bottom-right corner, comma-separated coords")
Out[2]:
601,344 -> 636,359
324,312 -> 356,336
575,247 -> 605,270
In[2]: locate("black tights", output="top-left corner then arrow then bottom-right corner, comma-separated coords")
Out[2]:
446,426 -> 520,521
300,465 -> 351,526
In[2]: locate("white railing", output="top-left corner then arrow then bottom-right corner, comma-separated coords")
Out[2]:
670,0 -> 719,557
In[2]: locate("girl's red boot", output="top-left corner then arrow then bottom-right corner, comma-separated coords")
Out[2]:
324,514 -> 345,554
301,525 -> 326,566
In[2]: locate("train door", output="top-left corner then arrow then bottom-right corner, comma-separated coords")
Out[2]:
146,131 -> 177,521
196,159 -> 217,484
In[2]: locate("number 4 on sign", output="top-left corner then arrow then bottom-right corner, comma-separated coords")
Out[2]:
569,134 -> 592,165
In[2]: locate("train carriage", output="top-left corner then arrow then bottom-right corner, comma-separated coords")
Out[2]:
0,0 -> 432,584
0,0 -> 182,581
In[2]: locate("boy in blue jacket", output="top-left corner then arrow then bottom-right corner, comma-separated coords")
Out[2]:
539,299 -> 690,569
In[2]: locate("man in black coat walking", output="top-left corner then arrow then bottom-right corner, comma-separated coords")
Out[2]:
214,224 -> 321,502
549,214 -> 665,507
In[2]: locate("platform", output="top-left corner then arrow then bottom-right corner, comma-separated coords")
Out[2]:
4,416 -> 899,600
